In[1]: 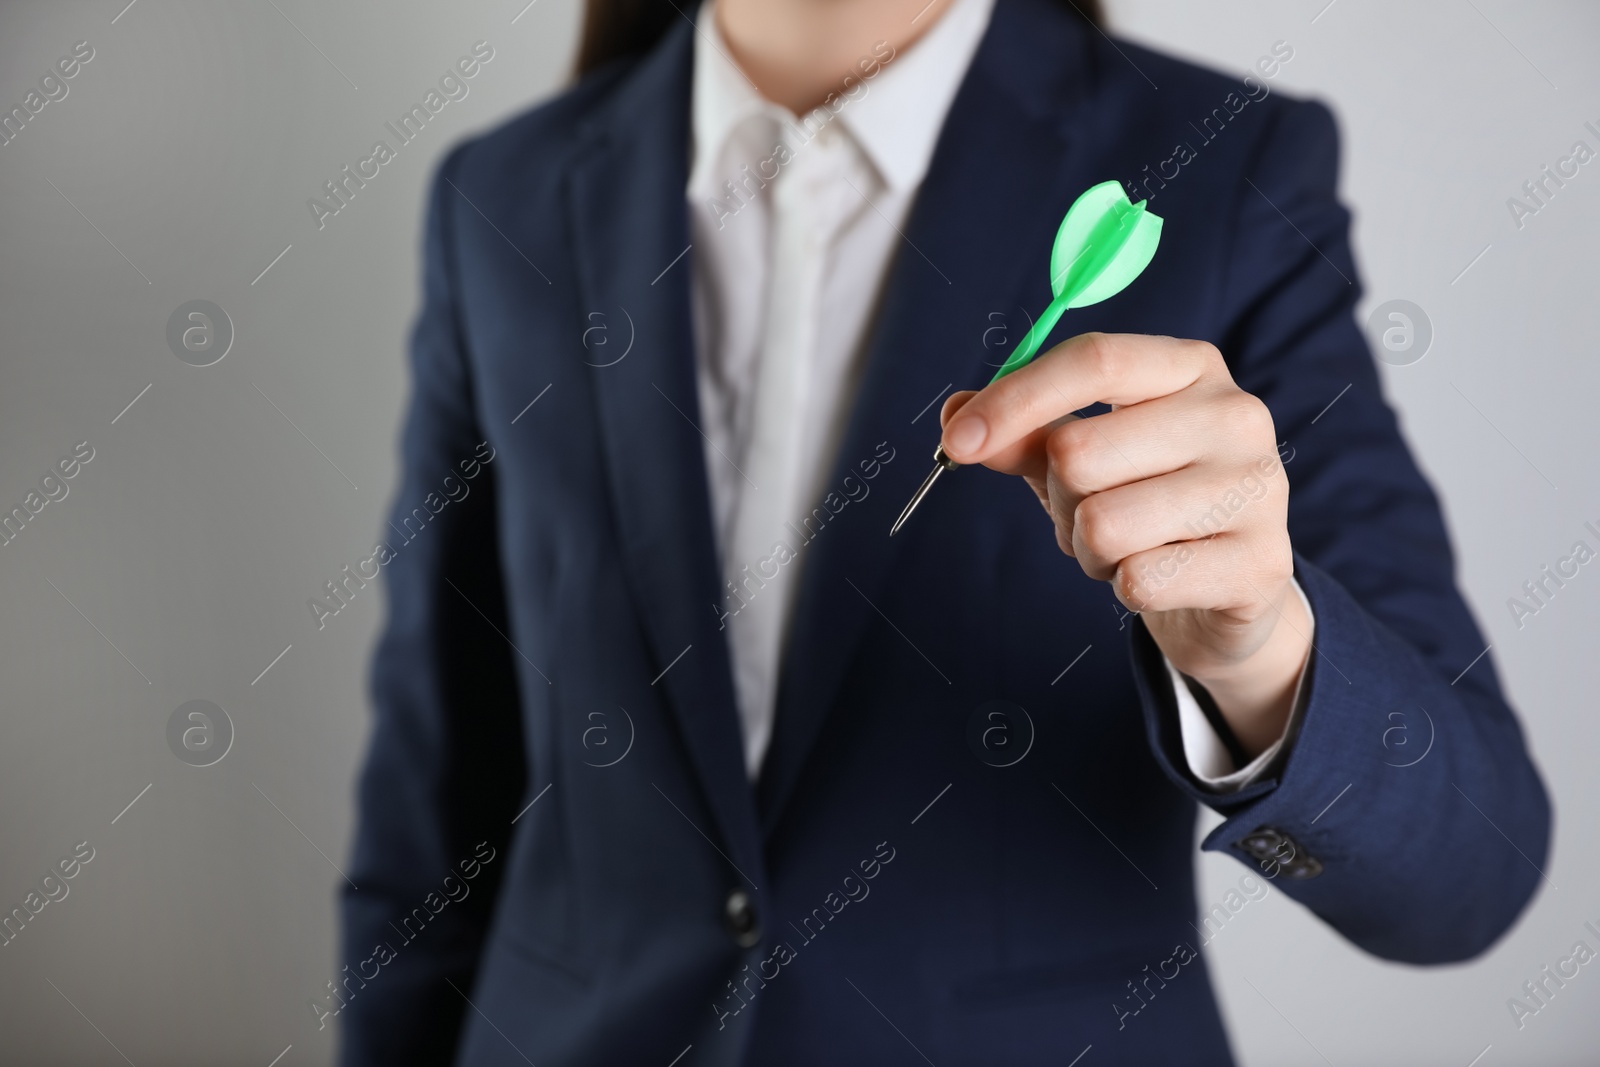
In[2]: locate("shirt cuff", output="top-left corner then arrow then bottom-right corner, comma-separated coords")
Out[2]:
1165,577 -> 1315,794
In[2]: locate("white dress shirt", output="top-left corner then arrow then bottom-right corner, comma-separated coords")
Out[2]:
686,0 -> 1310,786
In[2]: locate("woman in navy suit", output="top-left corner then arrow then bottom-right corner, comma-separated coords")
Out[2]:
340,0 -> 1549,1063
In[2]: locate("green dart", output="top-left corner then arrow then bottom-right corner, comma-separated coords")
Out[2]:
889,180 -> 1164,537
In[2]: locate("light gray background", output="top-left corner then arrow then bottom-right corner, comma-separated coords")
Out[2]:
0,1 -> 1593,1064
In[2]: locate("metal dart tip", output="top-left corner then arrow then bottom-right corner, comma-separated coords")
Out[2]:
889,445 -> 961,537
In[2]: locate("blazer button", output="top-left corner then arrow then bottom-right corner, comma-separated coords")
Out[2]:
724,889 -> 761,948
1282,855 -> 1325,880
1236,825 -> 1323,879
1238,828 -> 1286,858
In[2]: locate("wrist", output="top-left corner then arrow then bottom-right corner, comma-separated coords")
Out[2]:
1186,581 -> 1312,759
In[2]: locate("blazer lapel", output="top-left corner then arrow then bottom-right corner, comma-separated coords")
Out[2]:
564,22 -> 767,887
757,0 -> 1097,828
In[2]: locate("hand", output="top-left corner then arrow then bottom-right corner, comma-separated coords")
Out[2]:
939,332 -> 1311,757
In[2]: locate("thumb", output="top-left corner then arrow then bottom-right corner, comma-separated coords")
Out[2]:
939,390 -> 979,429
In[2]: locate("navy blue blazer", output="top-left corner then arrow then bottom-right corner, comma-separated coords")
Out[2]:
341,1 -> 1550,1063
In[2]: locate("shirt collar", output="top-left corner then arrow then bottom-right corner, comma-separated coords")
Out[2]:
835,0 -> 996,193
688,0 -> 996,201
688,10 -> 779,203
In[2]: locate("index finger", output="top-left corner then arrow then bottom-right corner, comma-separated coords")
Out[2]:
940,332 -> 1218,465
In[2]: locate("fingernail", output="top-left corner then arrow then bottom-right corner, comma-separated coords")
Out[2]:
946,415 -> 986,458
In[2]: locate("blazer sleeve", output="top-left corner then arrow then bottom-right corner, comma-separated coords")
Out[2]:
339,144 -> 527,1063
1130,97 -> 1552,964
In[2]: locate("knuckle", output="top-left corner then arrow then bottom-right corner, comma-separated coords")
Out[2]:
1060,414 -> 1096,454
1081,332 -> 1124,383
1263,532 -> 1294,580
1048,424 -> 1096,494
993,377 -> 1045,433
1250,400 -> 1277,439
1225,391 -> 1273,438
1072,495 -> 1122,560
1044,424 -> 1074,467
1118,562 -> 1155,609
1190,338 -> 1226,373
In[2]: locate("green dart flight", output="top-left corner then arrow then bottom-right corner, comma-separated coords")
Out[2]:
889,180 -> 1164,537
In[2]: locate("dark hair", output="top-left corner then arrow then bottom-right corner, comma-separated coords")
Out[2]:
574,0 -> 1102,78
